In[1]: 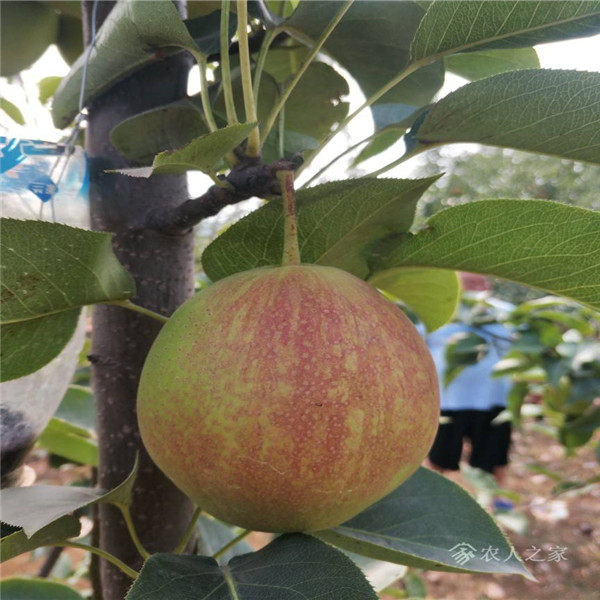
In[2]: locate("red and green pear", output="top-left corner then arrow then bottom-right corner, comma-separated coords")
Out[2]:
137,264 -> 439,532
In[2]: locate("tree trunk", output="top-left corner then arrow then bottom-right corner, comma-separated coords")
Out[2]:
83,2 -> 195,598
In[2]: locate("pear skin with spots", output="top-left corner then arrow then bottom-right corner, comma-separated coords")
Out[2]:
137,265 -> 439,532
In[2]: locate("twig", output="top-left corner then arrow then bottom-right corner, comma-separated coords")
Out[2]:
139,157 -> 297,235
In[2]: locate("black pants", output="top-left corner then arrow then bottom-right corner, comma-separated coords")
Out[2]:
428,406 -> 511,474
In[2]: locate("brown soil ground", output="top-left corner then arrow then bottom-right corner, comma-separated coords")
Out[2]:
2,424 -> 598,600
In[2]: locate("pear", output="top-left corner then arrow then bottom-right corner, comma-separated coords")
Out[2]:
138,263 -> 439,532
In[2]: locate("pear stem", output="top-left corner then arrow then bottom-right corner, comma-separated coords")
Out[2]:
277,170 -> 301,266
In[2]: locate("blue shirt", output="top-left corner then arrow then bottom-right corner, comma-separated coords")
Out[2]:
426,322 -> 512,411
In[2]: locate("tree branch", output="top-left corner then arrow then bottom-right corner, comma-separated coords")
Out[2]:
140,157 -> 298,235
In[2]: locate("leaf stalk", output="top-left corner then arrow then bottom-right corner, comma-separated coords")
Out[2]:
116,503 -> 151,560
53,542 -> 139,579
193,52 -> 219,133
110,300 -> 169,324
173,507 -> 203,554
220,0 -> 238,124
252,28 -> 278,101
236,0 -> 261,156
296,59 -> 425,178
212,529 -> 252,560
262,0 -> 355,142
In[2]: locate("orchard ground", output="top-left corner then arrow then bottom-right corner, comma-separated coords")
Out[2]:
3,423 -> 598,600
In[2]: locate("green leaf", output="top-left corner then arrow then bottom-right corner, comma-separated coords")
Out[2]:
526,463 -> 564,482
38,76 -> 63,105
0,577 -> 85,600
1,308 -> 80,382
369,268 -> 459,331
314,467 -> 531,578
513,295 -> 577,315
507,381 -> 529,426
353,105 -> 433,167
110,101 -> 208,163
0,98 -> 25,125
126,534 -> 378,599
492,357 -> 535,378
52,0 -> 218,128
38,417 -> 98,466
261,129 -> 318,165
0,516 -> 81,563
559,406 -> 600,448
0,1 -> 59,77
410,70 -> 600,165
404,571 -> 428,599
0,457 -> 138,537
94,452 -> 140,506
187,1 -> 222,19
111,58 -> 347,165
196,516 -> 253,563
283,1 -> 444,130
346,553 -> 407,593
443,331 -> 488,386
258,64 -> 349,149
0,219 -> 135,381
47,1 -> 83,19
57,14 -> 83,65
533,310 -> 593,335
352,127 -> 406,167
114,123 -> 256,177
202,176 -> 440,281
370,200 -> 600,310
444,47 -> 539,81
55,385 -> 96,432
411,1 -> 600,62
552,474 -> 600,496
261,46 -> 310,83
185,10 -> 237,55
0,219 -> 135,323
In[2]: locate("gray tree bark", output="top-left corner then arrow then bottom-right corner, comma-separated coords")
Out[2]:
82,2 -> 195,598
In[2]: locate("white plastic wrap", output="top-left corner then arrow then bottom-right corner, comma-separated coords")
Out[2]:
1,137 -> 89,485
1,313 -> 86,484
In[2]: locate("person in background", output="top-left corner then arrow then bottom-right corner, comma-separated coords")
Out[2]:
426,273 -> 514,492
